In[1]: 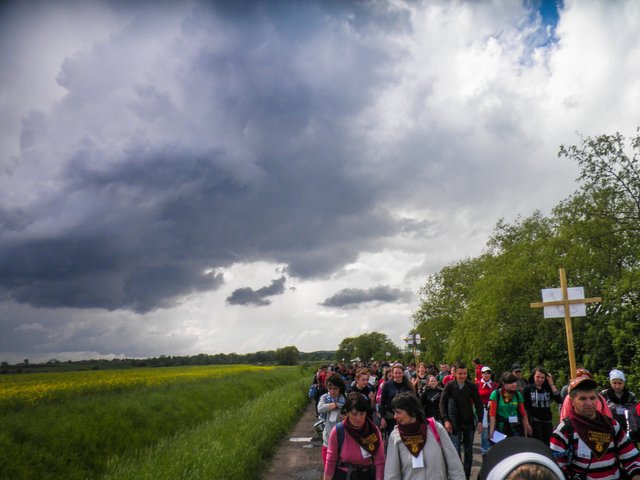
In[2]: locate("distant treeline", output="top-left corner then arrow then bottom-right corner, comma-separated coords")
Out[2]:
0,349 -> 335,374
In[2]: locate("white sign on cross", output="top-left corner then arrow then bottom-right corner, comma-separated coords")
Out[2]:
530,268 -> 601,378
542,287 -> 586,318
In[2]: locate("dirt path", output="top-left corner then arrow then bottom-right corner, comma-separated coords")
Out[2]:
262,400 -> 484,479
262,400 -> 324,480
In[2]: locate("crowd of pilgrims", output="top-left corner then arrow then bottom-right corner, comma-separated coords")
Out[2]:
309,358 -> 640,480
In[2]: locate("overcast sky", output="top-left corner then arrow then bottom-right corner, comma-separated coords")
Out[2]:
1,0 -> 639,363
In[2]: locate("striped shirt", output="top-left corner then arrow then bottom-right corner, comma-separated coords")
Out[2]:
550,417 -> 640,479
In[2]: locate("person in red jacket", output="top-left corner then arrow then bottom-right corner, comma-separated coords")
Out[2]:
476,365 -> 497,455
477,366 -> 497,406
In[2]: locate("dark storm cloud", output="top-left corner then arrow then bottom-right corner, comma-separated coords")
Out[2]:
0,301 -> 201,361
0,1 -> 411,313
226,276 -> 287,306
0,233 -> 225,312
321,285 -> 412,308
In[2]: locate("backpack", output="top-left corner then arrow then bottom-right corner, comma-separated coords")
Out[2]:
334,423 -> 375,480
561,417 -> 576,465
426,418 -> 448,475
309,383 -> 318,399
624,406 -> 640,442
309,374 -> 320,399
337,421 -> 346,453
427,417 -> 443,447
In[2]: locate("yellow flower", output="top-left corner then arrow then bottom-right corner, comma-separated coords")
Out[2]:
0,365 -> 274,409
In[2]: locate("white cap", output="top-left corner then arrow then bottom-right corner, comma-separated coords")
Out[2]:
481,366 -> 492,373
609,369 -> 625,382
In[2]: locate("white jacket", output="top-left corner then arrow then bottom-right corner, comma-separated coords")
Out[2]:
384,420 -> 465,480
317,393 -> 346,447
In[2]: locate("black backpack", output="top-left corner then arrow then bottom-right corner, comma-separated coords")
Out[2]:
624,406 -> 640,442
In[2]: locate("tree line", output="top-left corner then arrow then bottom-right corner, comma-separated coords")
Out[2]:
410,129 -> 640,388
1,347 -> 336,373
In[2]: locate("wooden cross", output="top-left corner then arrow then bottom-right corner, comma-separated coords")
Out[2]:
530,268 -> 602,378
403,333 -> 421,367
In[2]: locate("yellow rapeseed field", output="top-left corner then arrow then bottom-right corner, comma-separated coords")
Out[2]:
0,364 -> 274,409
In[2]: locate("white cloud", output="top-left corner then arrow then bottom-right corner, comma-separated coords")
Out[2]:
1,0 -> 639,362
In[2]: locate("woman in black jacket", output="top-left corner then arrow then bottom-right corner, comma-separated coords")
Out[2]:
523,367 -> 561,445
379,363 -> 413,439
419,374 -> 444,423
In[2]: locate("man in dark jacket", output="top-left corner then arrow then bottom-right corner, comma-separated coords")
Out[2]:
601,368 -> 638,439
440,361 -> 484,479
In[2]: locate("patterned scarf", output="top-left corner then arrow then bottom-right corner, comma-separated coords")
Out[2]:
501,389 -> 514,403
567,409 -> 614,459
397,419 -> 428,457
343,417 -> 380,455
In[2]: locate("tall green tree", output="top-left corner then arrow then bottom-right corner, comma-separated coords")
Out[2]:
559,129 -> 640,231
336,332 -> 400,362
412,256 -> 487,363
275,346 -> 300,365
336,337 -> 357,362
412,129 -> 640,381
556,130 -> 640,372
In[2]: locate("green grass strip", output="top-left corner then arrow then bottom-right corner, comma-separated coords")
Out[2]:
103,377 -> 309,480
0,366 -> 307,480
